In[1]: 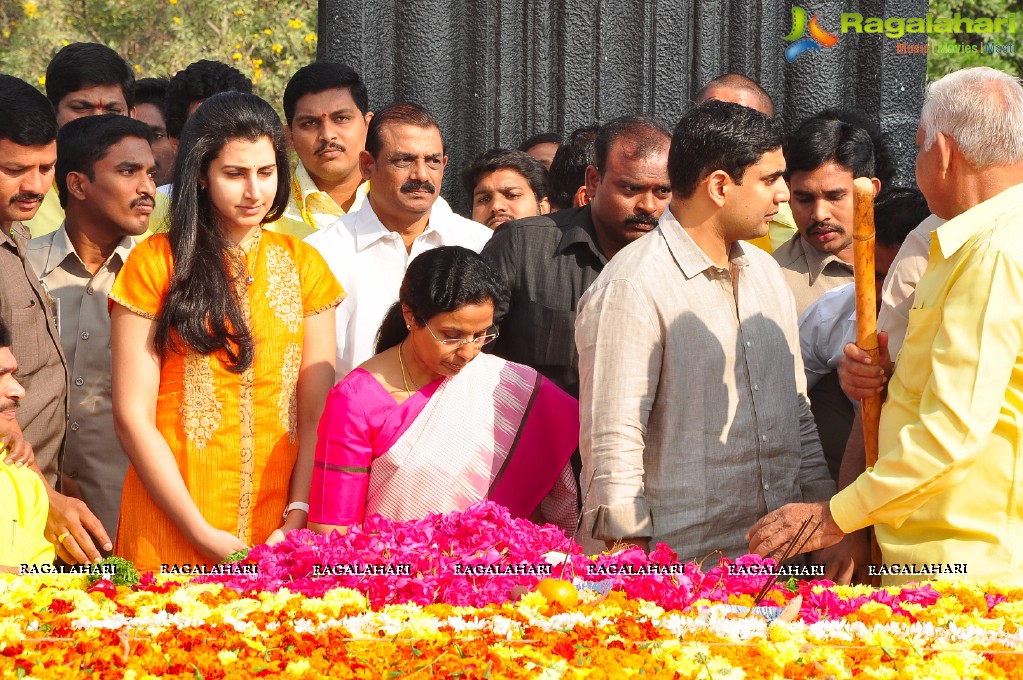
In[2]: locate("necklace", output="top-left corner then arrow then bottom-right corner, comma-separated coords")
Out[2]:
239,229 -> 261,286
397,340 -> 422,396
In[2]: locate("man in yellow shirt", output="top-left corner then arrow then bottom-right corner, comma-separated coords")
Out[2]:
1,320 -> 55,570
748,67 -> 1023,585
275,62 -> 373,238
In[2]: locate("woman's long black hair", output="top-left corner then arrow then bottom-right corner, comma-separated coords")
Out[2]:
155,92 -> 290,372
375,246 -> 510,354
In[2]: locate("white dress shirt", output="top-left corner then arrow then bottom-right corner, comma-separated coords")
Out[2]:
798,282 -> 857,392
305,198 -> 492,380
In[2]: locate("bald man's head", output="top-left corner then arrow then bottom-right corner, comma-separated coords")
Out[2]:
694,73 -> 774,116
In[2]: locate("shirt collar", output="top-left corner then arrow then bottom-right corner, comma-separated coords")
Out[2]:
294,162 -> 369,215
1,222 -> 27,249
352,199 -> 445,252
798,236 -> 853,285
555,207 -> 607,264
934,182 -> 1023,260
659,207 -> 749,279
38,222 -> 134,277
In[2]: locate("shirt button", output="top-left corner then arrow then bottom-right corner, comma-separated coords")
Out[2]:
86,286 -> 94,295
70,422 -> 80,431
745,341 -> 752,347
81,331 -> 90,340
753,384 -> 759,391
761,434 -> 767,441
763,483 -> 770,491
74,376 -> 85,386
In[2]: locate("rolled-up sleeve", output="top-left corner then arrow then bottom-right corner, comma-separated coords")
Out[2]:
576,277 -> 661,540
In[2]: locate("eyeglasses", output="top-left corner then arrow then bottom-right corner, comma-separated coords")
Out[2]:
418,318 -> 499,347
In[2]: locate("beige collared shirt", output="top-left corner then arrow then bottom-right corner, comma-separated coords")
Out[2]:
576,208 -> 834,562
27,224 -> 134,537
772,233 -> 855,315
0,222 -> 67,486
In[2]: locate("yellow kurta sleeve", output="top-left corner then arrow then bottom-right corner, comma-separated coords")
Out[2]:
294,239 -> 345,316
108,235 -> 173,320
831,245 -> 1023,533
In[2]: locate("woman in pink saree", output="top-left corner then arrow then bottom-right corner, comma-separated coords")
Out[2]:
308,247 -> 578,534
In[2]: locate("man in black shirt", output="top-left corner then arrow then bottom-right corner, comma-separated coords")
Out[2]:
482,116 -> 672,398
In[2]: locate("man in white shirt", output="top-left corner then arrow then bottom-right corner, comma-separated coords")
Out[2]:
306,103 -> 492,379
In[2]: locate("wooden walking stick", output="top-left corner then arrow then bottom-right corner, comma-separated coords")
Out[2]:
853,177 -> 883,581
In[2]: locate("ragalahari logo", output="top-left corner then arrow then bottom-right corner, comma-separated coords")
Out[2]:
784,7 -> 840,62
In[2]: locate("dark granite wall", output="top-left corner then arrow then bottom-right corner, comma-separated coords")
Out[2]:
319,0 -> 928,210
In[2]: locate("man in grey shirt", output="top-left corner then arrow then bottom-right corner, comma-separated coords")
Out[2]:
577,101 -> 834,561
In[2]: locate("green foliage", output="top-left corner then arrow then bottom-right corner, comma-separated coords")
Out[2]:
85,556 -> 140,587
0,0 -> 318,113
927,0 -> 1023,79
222,547 -> 251,564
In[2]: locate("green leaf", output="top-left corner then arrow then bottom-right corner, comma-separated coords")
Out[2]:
17,668 -> 27,679
411,645 -> 422,657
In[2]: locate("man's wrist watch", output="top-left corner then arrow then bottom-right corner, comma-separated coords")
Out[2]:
282,501 -> 310,520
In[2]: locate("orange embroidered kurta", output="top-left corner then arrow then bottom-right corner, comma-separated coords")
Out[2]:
108,229 -> 344,570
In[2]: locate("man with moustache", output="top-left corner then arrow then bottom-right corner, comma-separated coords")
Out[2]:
0,76 -> 113,564
26,42 -> 137,238
0,75 -> 68,489
306,103 -> 491,379
28,115 -> 156,540
481,117 -> 671,399
464,149 -> 550,230
277,62 -> 374,238
773,115 -> 880,314
577,102 -> 833,560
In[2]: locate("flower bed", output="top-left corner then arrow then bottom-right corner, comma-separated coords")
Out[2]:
3,502 -> 1023,678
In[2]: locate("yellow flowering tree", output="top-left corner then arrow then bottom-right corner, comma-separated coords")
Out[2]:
0,0 -> 317,114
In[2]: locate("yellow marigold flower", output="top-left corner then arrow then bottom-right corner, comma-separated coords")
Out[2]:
23,3 -> 37,18
272,43 -> 283,54
234,9 -> 245,15
285,659 -> 311,675
134,64 -> 142,72
263,28 -> 272,35
37,75 -> 45,86
172,16 -> 181,24
169,0 -> 177,4
2,29 -> 9,37
304,32 -> 317,43
217,650 -> 238,665
232,52 -> 242,61
284,59 -> 291,65
252,58 -> 263,67
62,39 -> 70,46
288,19 -> 303,29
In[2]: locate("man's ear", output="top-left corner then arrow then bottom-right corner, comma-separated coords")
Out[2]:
705,169 -> 730,207
284,125 -> 295,151
359,150 -> 375,181
573,184 -> 590,207
584,165 -> 600,198
870,176 -> 882,196
66,171 -> 89,202
935,131 -> 957,179
538,196 -> 551,215
128,106 -> 137,119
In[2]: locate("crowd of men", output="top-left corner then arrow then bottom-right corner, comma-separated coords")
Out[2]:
3,40 -> 1023,587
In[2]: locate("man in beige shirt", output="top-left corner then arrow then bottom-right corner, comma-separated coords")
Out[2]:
577,101 -> 834,561
773,115 -> 881,315
28,115 -> 156,539
0,75 -> 68,488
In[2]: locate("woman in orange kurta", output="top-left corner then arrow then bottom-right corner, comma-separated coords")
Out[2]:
109,93 -> 343,571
